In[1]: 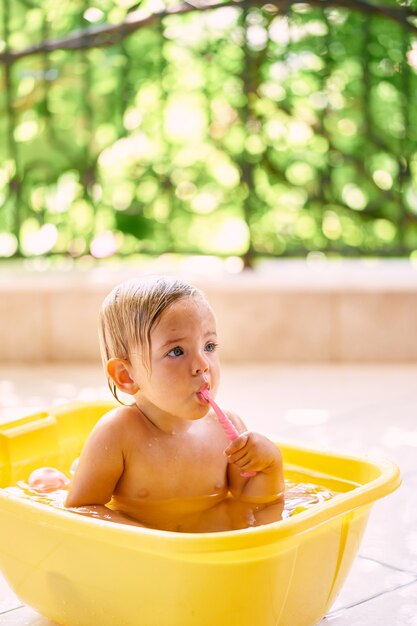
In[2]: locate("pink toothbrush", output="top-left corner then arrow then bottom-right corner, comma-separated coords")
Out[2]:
198,389 -> 256,478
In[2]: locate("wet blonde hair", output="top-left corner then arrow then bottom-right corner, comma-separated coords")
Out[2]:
98,275 -> 201,401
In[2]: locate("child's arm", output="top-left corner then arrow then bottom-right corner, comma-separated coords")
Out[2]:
67,503 -> 145,527
225,413 -> 284,504
65,410 -> 125,509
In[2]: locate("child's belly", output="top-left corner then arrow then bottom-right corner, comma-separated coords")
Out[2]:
107,488 -> 229,532
107,489 -> 285,532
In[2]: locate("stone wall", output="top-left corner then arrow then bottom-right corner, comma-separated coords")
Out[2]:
1,261 -> 416,363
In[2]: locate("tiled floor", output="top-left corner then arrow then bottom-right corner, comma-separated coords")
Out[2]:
0,363 -> 416,625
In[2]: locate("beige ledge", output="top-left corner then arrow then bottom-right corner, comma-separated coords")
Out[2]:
1,259 -> 417,363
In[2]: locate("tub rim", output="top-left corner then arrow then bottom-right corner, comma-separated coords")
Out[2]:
0,438 -> 400,556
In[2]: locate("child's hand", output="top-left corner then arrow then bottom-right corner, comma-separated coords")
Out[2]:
225,431 -> 281,475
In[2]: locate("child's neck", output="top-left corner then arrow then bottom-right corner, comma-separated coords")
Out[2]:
134,402 -> 193,435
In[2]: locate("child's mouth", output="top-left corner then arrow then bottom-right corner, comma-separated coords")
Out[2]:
196,387 -> 210,403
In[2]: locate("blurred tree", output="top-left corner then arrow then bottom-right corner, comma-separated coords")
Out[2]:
0,0 -> 416,265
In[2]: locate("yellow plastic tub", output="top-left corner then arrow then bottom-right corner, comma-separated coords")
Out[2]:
0,402 -> 400,626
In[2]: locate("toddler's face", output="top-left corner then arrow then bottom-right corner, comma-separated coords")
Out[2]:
129,295 -> 220,422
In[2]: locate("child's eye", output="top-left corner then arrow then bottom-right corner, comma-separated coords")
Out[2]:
167,346 -> 184,357
205,342 -> 218,353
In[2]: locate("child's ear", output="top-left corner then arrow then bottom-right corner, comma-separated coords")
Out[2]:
107,358 -> 139,395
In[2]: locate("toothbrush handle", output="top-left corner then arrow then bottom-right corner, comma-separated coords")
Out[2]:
206,396 -> 257,478
208,397 -> 239,441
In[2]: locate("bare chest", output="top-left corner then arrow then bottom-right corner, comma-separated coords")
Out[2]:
116,421 -> 229,500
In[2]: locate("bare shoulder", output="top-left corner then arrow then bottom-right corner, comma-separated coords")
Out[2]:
89,404 -> 142,440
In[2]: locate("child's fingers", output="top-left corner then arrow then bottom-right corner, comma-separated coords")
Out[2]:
224,433 -> 249,456
225,449 -> 250,466
235,455 -> 256,470
227,446 -> 260,469
226,446 -> 249,463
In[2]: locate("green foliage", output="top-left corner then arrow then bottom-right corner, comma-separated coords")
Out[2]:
0,0 -> 416,262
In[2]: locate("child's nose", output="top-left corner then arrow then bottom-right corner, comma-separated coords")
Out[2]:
192,352 -> 209,375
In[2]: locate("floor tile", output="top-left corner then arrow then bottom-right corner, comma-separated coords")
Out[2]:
0,364 -> 108,424
0,606 -> 57,625
328,556 -> 417,615
0,572 -> 22,614
322,579 -> 417,625
358,473 -> 417,573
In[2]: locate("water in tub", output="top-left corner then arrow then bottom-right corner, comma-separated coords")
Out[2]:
3,466 -> 353,533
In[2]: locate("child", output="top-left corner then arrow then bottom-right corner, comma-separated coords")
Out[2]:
65,275 -> 284,531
